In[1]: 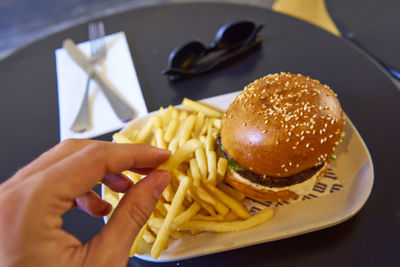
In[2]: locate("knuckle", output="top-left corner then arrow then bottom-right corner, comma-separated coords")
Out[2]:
85,142 -> 108,160
60,138 -> 81,148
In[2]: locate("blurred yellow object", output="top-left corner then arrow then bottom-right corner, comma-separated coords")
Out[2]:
272,0 -> 341,36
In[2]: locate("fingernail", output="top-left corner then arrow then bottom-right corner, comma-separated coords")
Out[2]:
150,170 -> 171,199
102,202 -> 112,215
157,148 -> 171,156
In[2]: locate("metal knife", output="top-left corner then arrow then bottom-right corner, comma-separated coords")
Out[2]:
63,39 -> 135,122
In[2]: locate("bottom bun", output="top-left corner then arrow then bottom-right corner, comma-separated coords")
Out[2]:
225,165 -> 327,202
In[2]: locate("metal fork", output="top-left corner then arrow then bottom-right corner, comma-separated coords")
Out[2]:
70,21 -> 106,132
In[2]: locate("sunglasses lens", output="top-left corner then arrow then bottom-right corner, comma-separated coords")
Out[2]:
168,40 -> 208,69
211,21 -> 256,50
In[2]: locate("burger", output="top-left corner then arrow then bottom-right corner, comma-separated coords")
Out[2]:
220,72 -> 345,202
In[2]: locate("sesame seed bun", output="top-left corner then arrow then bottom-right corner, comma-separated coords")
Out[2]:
220,72 -> 344,201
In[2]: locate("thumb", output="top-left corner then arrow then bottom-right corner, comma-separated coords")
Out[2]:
82,170 -> 170,266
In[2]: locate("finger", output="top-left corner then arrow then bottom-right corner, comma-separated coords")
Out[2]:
101,174 -> 133,193
38,142 -> 171,201
75,189 -> 112,217
82,170 -> 170,265
15,139 -> 95,180
128,167 -> 157,175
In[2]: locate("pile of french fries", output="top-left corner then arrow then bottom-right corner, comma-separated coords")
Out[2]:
112,98 -> 274,259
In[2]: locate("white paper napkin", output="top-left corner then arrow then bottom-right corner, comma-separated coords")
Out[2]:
55,32 -> 148,141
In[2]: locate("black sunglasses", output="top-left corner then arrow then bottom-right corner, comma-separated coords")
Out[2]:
162,20 -> 264,81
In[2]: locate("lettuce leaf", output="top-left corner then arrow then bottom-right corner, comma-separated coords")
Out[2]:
220,145 -> 247,171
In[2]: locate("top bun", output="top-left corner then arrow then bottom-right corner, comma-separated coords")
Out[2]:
220,72 -> 344,177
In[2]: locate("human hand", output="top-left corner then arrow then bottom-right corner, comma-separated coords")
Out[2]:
0,139 -> 171,267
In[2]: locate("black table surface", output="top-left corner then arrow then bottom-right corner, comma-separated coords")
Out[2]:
1,3 -> 399,266
326,0 -> 400,74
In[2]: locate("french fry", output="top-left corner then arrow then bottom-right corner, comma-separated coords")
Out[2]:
159,139 -> 201,172
178,110 -> 188,121
171,107 -> 179,119
182,98 -> 223,118
113,133 -> 133,144
193,185 -> 229,216
130,130 -> 139,142
163,202 -> 185,216
129,222 -> 147,257
217,182 -> 246,202
206,150 -> 217,186
179,115 -> 196,147
136,116 -> 156,143
162,184 -> 175,203
194,112 -> 205,137
176,208 -> 274,232
155,199 -> 168,217
142,228 -> 156,243
193,186 -> 217,206
153,116 -> 161,130
148,218 -> 183,239
155,128 -> 167,149
158,106 -> 165,116
216,157 -> 228,184
173,202 -> 201,226
205,121 -> 215,151
168,138 -> 179,153
189,159 -> 201,187
224,210 -> 240,221
151,174 -> 191,259
164,117 -> 179,143
199,117 -> 210,136
195,147 -> 207,180
199,135 -> 206,145
169,173 -> 179,193
204,183 -> 250,219
192,214 -> 224,221
188,192 -> 217,216
123,171 -> 141,184
212,118 -> 221,129
162,106 -> 173,129
150,136 -> 156,146
211,128 -> 219,140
